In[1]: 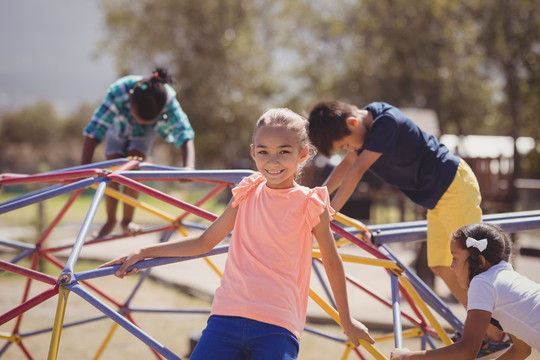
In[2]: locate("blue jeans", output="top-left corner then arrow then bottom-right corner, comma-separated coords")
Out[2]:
190,315 -> 299,360
105,125 -> 157,157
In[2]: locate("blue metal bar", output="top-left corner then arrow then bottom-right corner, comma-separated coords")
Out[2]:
118,169 -> 254,184
312,259 -> 337,309
0,342 -> 11,357
371,211 -> 540,245
124,268 -> 151,308
38,158 -> 130,174
391,273 -> 403,349
67,282 -> 181,360
63,180 -> 108,275
74,245 -> 230,281
0,184 -> 63,205
0,250 -> 34,275
0,177 -> 99,214
0,239 -> 36,251
381,244 -> 464,332
131,309 -> 211,315
21,315 -> 109,337
303,325 -> 347,342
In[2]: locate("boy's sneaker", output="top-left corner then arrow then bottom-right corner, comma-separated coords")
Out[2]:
476,333 -> 512,358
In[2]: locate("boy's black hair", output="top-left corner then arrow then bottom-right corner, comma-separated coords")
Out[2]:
306,100 -> 356,157
452,223 -> 512,283
131,67 -> 174,121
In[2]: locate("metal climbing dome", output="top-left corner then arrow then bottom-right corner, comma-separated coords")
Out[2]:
1,159 -> 539,359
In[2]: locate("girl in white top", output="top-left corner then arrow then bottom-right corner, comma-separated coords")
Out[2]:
391,223 -> 540,359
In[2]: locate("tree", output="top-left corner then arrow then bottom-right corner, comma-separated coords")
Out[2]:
99,0 -> 280,169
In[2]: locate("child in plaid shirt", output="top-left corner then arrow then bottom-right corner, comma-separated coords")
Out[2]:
81,67 -> 195,238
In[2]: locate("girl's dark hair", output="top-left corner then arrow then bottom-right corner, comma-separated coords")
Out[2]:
452,223 -> 512,282
131,67 -> 174,121
306,100 -> 357,157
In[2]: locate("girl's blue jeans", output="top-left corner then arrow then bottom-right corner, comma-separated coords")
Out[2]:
190,315 -> 299,360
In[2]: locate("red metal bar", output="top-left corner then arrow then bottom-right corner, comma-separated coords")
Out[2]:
110,174 -> 218,222
0,169 -> 101,186
0,287 -> 58,326
43,224 -> 176,253
113,158 -> 141,172
17,341 -> 34,360
177,183 -> 228,222
37,189 -> 83,247
331,223 -> 391,261
13,254 -> 42,333
41,253 -> 124,308
0,261 -> 57,286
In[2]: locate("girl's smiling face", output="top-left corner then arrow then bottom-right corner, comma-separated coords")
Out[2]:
251,125 -> 308,189
450,238 -> 471,289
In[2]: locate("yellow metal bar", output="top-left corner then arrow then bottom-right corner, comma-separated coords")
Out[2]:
94,322 -> 119,360
341,343 -> 353,360
373,327 -> 424,343
399,277 -> 453,345
203,257 -> 223,278
334,213 -> 370,233
48,286 -> 70,360
308,288 -> 387,360
312,249 -> 402,271
99,186 -> 177,223
0,332 -> 21,343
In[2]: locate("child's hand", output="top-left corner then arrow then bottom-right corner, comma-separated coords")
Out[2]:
98,249 -> 144,278
343,318 -> 375,347
390,348 -> 411,360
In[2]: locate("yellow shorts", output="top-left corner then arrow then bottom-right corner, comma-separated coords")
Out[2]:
426,160 -> 482,267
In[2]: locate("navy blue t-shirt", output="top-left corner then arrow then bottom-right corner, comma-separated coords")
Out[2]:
359,102 -> 460,209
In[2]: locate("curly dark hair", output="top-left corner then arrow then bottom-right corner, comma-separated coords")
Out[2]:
306,100 -> 358,157
131,67 -> 174,121
452,223 -> 512,282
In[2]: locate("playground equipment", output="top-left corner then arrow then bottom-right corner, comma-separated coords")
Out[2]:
1,159 -> 539,359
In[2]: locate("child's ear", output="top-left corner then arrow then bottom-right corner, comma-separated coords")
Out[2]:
250,144 -> 256,159
346,117 -> 360,128
478,255 -> 488,271
298,146 -> 309,163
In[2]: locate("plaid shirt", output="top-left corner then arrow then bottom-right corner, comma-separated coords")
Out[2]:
83,75 -> 194,148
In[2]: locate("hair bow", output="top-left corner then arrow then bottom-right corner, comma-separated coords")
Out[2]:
466,237 -> 488,252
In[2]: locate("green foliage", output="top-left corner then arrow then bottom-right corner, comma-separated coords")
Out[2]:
2,0 -> 539,178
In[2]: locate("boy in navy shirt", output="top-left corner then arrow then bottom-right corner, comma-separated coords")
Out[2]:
307,101 -> 507,350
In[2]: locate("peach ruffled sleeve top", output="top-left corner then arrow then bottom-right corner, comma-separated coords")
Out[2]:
210,173 -> 334,339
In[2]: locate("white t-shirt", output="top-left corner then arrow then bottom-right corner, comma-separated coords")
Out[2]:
468,261 -> 540,351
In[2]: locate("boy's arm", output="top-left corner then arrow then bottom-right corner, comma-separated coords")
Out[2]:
312,207 -> 375,346
323,150 -> 357,194
81,136 -> 99,165
330,149 -> 381,212
100,200 -> 238,277
180,139 -> 196,169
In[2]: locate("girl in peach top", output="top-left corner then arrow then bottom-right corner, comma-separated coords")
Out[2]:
101,108 -> 374,359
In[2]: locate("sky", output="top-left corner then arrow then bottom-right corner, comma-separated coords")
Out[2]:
0,0 -> 117,116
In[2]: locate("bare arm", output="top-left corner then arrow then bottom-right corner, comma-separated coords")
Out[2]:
100,199 -> 237,277
494,335 -> 531,360
180,139 -> 195,169
330,149 -> 381,212
312,207 -> 375,346
391,310 -> 491,360
81,136 -> 99,165
323,151 -> 357,194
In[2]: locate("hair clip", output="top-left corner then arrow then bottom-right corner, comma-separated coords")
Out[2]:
152,72 -> 162,81
466,237 -> 488,252
139,83 -> 149,91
